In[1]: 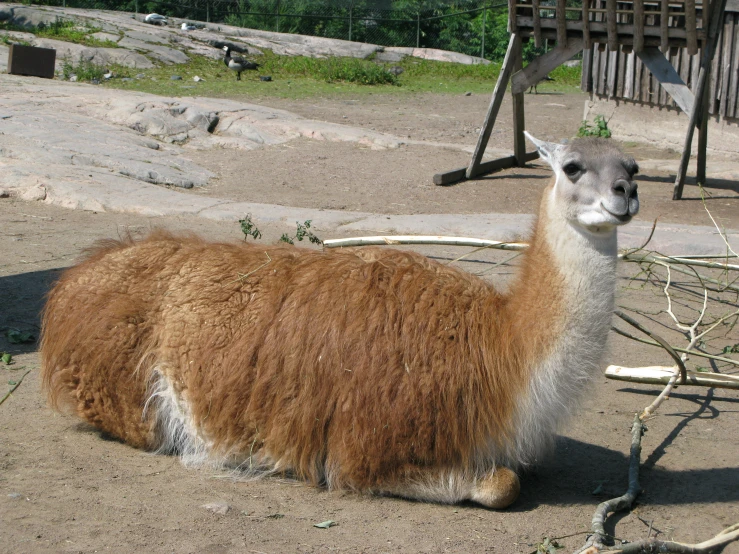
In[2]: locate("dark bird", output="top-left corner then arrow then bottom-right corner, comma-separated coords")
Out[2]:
222,46 -> 260,81
528,74 -> 555,94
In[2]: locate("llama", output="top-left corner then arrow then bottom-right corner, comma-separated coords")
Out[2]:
41,133 -> 639,509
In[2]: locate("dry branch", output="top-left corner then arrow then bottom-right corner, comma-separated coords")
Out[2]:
605,365 -> 739,390
322,236 -> 528,251
600,522 -> 739,553
574,415 -> 644,554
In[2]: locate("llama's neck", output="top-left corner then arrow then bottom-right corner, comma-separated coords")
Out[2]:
503,188 -> 618,466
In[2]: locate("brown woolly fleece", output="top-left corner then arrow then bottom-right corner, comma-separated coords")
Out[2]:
41,217 -> 566,494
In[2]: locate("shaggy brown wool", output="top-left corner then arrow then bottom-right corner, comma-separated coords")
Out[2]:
41,220 -> 564,487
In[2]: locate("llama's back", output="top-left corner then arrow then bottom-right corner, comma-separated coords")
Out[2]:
42,232 -> 512,487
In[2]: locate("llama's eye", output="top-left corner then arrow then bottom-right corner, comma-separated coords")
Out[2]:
563,163 -> 582,177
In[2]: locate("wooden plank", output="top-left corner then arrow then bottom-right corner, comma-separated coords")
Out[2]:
697,65 -> 710,185
638,45 -> 695,112
512,38 -> 526,167
511,38 -> 584,94
625,50 -> 636,98
557,0 -> 568,46
719,12 -> 734,117
516,16 -> 706,42
680,43 -> 692,106
434,152 -> 539,186
730,16 -> 739,116
598,47 -> 608,94
634,0 -> 645,51
686,0 -> 699,54
674,0 -> 729,200
691,47 -> 700,93
616,47 -> 626,97
607,47 -> 619,97
709,17 -> 723,115
592,43 -> 602,94
642,46 -> 653,102
466,33 -> 521,180
583,0 -> 591,49
582,46 -> 593,91
634,51 -> 643,99
660,0 -> 669,51
606,0 -> 618,49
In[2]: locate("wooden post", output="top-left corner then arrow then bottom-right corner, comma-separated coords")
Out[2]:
696,65 -> 710,185
633,0 -> 645,52
686,0 -> 698,55
466,33 -> 521,180
532,0 -> 542,48
606,0 -> 617,51
481,4 -> 487,59
556,0 -> 567,47
673,0 -> 728,200
582,0 -> 590,50
660,0 -> 668,51
512,37 -> 526,166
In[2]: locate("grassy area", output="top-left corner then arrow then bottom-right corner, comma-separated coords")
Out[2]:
0,18 -> 118,48
102,50 -> 581,100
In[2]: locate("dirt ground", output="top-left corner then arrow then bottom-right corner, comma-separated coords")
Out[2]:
1,89 -> 738,554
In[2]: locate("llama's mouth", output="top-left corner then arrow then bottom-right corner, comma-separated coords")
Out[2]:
601,202 -> 638,224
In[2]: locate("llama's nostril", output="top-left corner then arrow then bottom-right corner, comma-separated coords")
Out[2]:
612,179 -> 633,198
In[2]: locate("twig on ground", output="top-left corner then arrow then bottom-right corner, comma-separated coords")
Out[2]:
600,522 -> 739,553
613,310 -> 687,383
610,328 -> 739,367
574,415 -> 644,554
0,370 -> 32,407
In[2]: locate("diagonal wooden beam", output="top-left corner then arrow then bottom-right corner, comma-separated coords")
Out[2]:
636,47 -> 695,115
674,0 -> 729,200
466,33 -> 521,180
510,38 -> 584,95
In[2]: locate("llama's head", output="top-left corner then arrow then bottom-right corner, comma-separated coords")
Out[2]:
525,132 -> 639,234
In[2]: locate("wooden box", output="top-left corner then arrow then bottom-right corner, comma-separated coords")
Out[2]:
7,44 -> 56,79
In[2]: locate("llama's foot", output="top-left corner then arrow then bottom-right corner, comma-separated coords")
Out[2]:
470,467 -> 520,509
375,466 -> 520,509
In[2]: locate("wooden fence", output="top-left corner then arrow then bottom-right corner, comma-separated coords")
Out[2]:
581,0 -> 739,121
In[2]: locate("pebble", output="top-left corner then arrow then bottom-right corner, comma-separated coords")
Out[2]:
69,75 -> 78,82
465,91 -> 472,96
8,492 -> 22,499
193,76 -> 204,82
259,75 -> 272,82
91,79 -> 100,85
135,73 -> 146,78
201,502 -> 230,515
171,75 -> 183,80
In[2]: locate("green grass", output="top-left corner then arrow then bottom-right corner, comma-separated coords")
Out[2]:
62,56 -> 108,82
0,18 -> 118,48
102,49 -> 582,100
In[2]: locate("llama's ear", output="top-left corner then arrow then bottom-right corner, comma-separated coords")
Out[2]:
524,131 -> 561,170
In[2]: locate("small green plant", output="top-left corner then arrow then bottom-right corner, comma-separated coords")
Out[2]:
722,343 -> 739,354
1,352 -> 13,365
531,537 -> 563,554
280,220 -> 322,245
61,55 -> 107,82
5,329 -> 34,344
239,213 -> 263,241
577,115 -> 612,138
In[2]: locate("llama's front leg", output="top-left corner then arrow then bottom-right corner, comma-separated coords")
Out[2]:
377,466 -> 520,509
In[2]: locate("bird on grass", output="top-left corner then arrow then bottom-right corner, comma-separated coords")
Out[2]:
528,74 -> 555,94
222,46 -> 260,81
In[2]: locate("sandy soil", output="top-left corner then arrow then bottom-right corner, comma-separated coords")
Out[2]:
1,90 -> 738,554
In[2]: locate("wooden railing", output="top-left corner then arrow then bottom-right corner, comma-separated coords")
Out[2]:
511,0 -> 706,53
